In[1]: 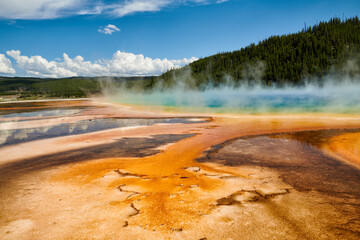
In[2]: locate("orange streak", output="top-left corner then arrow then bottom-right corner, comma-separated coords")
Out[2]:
325,132 -> 360,168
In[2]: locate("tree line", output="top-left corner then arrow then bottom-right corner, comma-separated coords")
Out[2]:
157,17 -> 360,89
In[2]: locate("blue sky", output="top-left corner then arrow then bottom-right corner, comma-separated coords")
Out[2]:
0,0 -> 359,77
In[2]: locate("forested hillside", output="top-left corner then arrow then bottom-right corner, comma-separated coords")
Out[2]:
158,17 -> 360,88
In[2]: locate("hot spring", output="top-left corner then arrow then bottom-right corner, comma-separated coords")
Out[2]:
105,81 -> 360,114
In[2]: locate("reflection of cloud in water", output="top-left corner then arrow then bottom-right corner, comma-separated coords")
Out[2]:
0,118 -> 207,147
0,130 -> 11,145
13,128 -> 35,140
0,109 -> 81,119
69,121 -> 89,133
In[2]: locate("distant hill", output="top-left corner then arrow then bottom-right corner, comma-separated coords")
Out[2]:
157,17 -> 360,88
0,76 -> 154,100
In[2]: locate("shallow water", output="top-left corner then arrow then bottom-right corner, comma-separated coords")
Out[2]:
107,83 -> 360,114
0,117 -> 207,147
0,100 -> 92,117
0,108 -> 82,119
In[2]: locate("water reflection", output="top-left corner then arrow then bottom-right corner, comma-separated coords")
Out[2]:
0,108 -> 84,120
0,117 -> 207,146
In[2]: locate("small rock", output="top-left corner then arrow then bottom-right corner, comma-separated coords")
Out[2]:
122,221 -> 128,227
171,228 -> 183,232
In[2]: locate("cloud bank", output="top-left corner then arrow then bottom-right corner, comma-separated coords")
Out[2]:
0,0 -> 227,19
3,50 -> 197,78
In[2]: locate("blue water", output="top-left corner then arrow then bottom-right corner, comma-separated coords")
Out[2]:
108,84 -> 360,114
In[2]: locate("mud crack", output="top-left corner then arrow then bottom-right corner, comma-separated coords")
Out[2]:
129,203 -> 140,217
117,184 -> 141,199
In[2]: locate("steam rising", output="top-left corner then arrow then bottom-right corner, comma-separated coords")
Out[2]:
102,60 -> 360,114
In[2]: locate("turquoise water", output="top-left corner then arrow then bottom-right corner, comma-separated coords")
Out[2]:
107,84 -> 360,114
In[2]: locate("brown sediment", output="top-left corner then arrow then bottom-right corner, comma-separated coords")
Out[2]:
197,132 -> 360,197
1,101 -> 360,239
267,129 -> 360,169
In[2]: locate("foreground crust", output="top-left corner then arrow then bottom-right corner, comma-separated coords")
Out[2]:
0,100 -> 360,240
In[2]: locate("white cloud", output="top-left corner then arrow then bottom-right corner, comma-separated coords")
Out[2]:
6,50 -> 198,78
0,0 -> 224,19
107,0 -> 171,17
0,54 -> 16,74
0,0 -> 85,19
98,24 -> 121,35
169,57 -> 199,66
7,50 -> 76,78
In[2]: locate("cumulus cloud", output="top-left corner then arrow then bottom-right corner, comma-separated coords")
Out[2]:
98,24 -> 121,35
6,50 -> 198,78
0,54 -> 16,74
0,0 -> 225,19
7,50 -> 75,78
